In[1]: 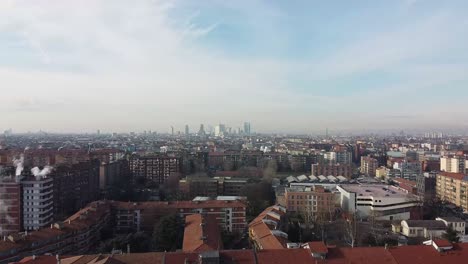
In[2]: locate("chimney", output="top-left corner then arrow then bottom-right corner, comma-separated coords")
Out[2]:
32,255 -> 36,260
127,244 -> 131,254
56,254 -> 60,264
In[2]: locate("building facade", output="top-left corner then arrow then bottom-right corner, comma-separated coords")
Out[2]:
129,155 -> 181,184
360,156 -> 378,177
0,180 -> 22,236
436,172 -> 468,212
338,184 -> 421,221
21,177 -> 54,231
285,186 -> 335,221
311,163 -> 352,178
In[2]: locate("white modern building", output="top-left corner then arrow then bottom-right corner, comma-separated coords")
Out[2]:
21,177 -> 54,231
337,184 -> 421,221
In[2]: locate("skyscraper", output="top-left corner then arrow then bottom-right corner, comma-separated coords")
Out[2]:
185,125 -> 189,135
244,122 -> 251,135
198,124 -> 206,136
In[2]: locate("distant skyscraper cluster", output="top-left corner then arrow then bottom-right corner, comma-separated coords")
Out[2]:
176,122 -> 252,137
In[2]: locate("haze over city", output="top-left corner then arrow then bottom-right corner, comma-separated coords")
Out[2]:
1,0 -> 468,133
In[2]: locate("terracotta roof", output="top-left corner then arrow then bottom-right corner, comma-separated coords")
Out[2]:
182,214 -> 222,252
112,200 -> 246,210
256,249 -> 313,264
11,244 -> 468,264
307,241 -> 328,254
388,243 -> 468,264
433,239 -> 452,248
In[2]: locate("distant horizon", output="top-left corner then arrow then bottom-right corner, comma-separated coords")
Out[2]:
2,126 -> 466,136
1,1 -> 468,132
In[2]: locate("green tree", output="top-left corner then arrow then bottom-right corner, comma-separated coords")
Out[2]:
442,226 -> 460,243
152,213 -> 184,251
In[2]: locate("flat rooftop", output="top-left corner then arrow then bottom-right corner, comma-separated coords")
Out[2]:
339,184 -> 413,198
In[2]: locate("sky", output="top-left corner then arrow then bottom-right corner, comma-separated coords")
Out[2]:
1,0 -> 468,134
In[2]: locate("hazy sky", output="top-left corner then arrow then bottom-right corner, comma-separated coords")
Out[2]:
1,0 -> 468,134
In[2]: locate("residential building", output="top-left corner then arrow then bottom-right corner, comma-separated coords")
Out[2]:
324,151 -> 352,165
0,201 -> 111,264
416,172 -> 436,201
394,178 -> 418,195
182,214 -> 222,252
179,177 -> 248,199
441,156 -> 466,173
129,155 -> 181,184
360,156 -> 378,177
21,177 -> 54,231
392,161 -> 422,181
337,184 -> 421,221
284,186 -> 335,221
10,242 -> 468,264
311,163 -> 352,178
0,180 -> 22,236
375,166 -> 389,179
51,161 -> 100,218
248,205 -> 288,250
112,198 -> 247,233
436,172 -> 468,212
400,220 -> 447,238
99,159 -> 129,190
398,217 -> 465,238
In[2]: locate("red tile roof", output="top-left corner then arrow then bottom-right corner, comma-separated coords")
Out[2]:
439,172 -> 466,181
307,241 -> 328,254
182,214 -> 222,252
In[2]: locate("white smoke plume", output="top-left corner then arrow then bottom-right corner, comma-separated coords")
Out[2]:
13,155 -> 24,177
31,166 -> 53,180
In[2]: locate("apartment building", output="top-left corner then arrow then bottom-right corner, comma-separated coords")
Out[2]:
360,156 -> 378,177
112,198 -> 247,233
21,177 -> 54,231
248,205 -> 288,250
436,172 -> 468,211
129,155 -> 181,184
311,163 -> 352,178
179,177 -> 248,198
440,156 -> 466,173
284,186 -> 335,221
0,180 -> 22,236
51,161 -> 100,218
0,201 -> 111,264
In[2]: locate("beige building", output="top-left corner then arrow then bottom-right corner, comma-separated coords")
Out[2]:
440,156 -> 466,173
360,156 -> 378,177
436,172 -> 468,212
375,166 -> 389,179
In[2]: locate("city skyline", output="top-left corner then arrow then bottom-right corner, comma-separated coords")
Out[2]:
1,0 -> 468,133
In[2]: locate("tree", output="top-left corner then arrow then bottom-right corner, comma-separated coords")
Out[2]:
442,226 -> 460,243
240,181 -> 275,220
152,213 -> 184,251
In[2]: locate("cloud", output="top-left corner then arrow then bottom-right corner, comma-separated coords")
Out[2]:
0,0 -> 467,133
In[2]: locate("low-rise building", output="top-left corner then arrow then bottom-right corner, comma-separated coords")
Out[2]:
400,220 -> 447,238
248,205 -> 288,250
338,184 -> 421,221
182,214 -> 222,253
